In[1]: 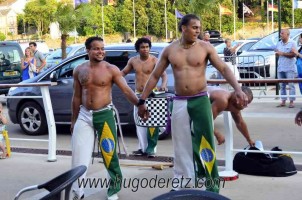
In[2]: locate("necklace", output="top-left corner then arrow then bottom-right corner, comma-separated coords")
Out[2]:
179,39 -> 196,49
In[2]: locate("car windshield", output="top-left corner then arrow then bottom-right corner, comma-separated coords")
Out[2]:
249,29 -> 302,51
47,47 -> 72,59
215,41 -> 239,54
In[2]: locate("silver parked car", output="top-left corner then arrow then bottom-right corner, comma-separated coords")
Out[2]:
237,29 -> 302,79
45,44 -> 86,69
6,43 -> 172,138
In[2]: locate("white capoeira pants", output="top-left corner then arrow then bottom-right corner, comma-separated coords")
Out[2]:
71,105 -> 122,197
171,95 -> 220,193
133,106 -> 159,154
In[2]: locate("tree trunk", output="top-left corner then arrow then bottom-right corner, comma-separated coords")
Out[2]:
61,34 -> 68,59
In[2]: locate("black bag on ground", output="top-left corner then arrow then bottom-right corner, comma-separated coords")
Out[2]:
233,146 -> 297,177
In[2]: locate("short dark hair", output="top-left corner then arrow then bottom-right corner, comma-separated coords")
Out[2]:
29,42 -> 37,47
85,36 -> 103,49
134,38 -> 152,52
241,86 -> 253,103
178,14 -> 200,32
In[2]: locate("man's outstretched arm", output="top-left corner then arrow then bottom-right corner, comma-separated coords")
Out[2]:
231,111 -> 255,146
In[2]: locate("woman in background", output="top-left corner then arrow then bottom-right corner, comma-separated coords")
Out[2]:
21,47 -> 37,81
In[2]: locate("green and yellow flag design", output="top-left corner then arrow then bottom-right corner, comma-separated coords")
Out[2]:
199,136 -> 216,175
100,122 -> 115,168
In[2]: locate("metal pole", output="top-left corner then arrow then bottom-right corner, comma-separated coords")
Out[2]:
219,4 -> 222,34
102,2 -> 105,39
276,0 -> 281,95
165,0 -> 168,42
267,1 -> 269,34
233,0 -> 236,40
271,0 -> 274,32
133,0 -> 136,39
242,3 -> 244,37
292,0 -> 295,28
41,86 -> 57,162
175,8 -> 178,39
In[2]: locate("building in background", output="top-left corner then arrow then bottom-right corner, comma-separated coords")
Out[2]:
0,0 -> 27,37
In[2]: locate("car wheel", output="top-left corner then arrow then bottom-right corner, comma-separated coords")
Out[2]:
18,101 -> 47,135
158,127 -> 170,140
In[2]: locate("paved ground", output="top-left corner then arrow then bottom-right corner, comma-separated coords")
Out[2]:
1,85 -> 302,199
2,153 -> 302,200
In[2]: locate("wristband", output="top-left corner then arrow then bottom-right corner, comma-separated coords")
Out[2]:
137,98 -> 146,106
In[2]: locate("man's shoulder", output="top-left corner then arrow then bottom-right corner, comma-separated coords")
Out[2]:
35,50 -> 45,57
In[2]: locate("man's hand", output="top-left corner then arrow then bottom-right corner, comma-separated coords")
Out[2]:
275,50 -> 283,56
295,110 -> 302,126
214,129 -> 225,145
138,104 -> 149,122
234,89 -> 248,107
159,85 -> 168,92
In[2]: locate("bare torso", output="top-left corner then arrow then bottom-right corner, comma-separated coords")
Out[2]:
166,40 -> 210,96
76,61 -> 114,110
130,55 -> 157,92
208,86 -> 242,114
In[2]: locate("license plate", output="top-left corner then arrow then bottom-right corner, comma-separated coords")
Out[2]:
3,71 -> 18,76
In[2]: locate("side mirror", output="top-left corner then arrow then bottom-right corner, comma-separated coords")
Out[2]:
50,70 -> 58,82
237,50 -> 242,56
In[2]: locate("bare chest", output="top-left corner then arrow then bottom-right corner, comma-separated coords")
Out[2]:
169,48 -> 207,69
132,60 -> 155,75
78,68 -> 112,87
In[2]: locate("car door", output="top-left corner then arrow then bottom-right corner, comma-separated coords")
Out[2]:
105,50 -> 137,124
48,56 -> 87,123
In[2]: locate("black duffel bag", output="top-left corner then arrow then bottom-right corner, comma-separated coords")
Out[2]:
233,146 -> 297,177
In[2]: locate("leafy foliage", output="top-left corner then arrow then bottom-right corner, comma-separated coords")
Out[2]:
0,32 -> 5,41
19,0 -> 302,40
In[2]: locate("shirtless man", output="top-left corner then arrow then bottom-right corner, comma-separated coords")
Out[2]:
137,14 -> 247,193
71,37 -> 139,200
208,86 -> 255,146
121,38 -> 167,158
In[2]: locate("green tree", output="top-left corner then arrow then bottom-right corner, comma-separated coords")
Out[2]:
23,0 -> 57,37
54,0 -> 78,59
0,32 -> 5,41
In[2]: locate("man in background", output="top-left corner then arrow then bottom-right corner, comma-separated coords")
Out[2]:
29,42 -> 46,73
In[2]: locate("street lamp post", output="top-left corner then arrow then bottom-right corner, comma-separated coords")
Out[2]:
133,0 -> 136,39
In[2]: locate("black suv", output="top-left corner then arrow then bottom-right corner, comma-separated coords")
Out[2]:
7,43 -> 172,138
0,41 -> 24,94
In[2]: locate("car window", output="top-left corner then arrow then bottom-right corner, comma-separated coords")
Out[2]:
215,41 -> 238,54
240,42 -> 256,52
0,46 -> 22,76
58,56 -> 87,78
47,47 -> 72,59
105,50 -> 159,70
249,30 -> 302,51
74,47 -> 85,55
105,50 -> 138,70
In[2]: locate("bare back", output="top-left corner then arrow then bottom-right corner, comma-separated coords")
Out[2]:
128,55 -> 157,92
74,61 -> 115,110
164,40 -> 212,95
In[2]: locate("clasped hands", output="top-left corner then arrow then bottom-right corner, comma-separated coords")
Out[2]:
138,104 -> 150,122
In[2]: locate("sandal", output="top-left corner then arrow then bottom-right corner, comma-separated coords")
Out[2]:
289,104 -> 295,108
276,104 -> 286,107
